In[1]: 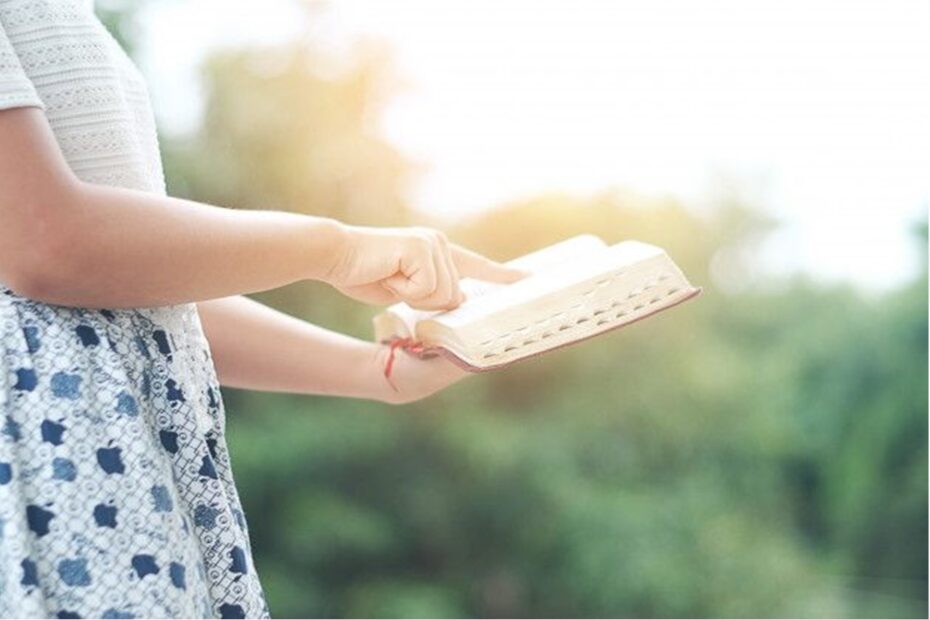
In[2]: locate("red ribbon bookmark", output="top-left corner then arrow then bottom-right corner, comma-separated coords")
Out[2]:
383,337 -> 428,392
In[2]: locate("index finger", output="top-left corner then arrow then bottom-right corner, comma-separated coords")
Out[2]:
450,244 -> 530,284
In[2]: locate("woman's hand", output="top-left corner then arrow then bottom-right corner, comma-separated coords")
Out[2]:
324,224 -> 527,311
197,295 -> 470,404
374,345 -> 471,404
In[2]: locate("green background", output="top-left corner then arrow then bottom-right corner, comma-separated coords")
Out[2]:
100,4 -> 928,617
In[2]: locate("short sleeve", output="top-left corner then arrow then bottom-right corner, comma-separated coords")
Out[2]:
0,19 -> 44,111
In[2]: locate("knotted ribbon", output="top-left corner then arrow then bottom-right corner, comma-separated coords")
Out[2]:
382,337 -> 429,392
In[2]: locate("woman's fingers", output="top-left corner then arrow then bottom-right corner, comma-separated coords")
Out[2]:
389,240 -> 525,309
426,235 -> 455,309
436,232 -> 464,308
346,228 -> 527,310
450,243 -> 530,284
434,231 -> 463,310
381,239 -> 437,301
381,230 -> 465,311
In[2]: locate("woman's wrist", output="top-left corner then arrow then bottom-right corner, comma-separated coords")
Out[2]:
299,216 -> 352,283
369,343 -> 472,405
336,339 -> 404,405
367,342 -> 402,404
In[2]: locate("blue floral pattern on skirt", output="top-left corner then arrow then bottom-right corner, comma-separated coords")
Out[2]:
0,288 -> 270,618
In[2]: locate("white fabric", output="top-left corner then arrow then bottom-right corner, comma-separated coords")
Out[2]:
0,2 -> 271,617
0,0 -> 165,193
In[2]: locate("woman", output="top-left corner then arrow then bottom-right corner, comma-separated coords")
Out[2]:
0,1 -> 524,617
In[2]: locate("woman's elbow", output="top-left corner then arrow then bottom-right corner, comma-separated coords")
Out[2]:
0,202 -> 80,304
1,237 -> 73,303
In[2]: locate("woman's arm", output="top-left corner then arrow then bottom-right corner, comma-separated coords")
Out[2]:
197,295 -> 468,404
0,107 -> 523,310
0,107 -> 341,307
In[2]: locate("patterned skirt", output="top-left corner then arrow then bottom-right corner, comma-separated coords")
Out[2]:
0,288 -> 269,618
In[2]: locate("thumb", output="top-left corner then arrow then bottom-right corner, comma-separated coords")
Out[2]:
451,244 -> 530,284
381,273 -> 428,300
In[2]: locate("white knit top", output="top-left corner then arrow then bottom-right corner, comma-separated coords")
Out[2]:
0,3 -> 272,617
0,0 -> 165,193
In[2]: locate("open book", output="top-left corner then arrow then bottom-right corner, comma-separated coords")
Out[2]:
373,234 -> 701,372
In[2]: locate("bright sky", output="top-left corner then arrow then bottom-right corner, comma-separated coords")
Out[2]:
138,0 -> 929,291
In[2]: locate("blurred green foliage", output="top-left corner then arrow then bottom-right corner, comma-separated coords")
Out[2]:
149,21 -> 927,620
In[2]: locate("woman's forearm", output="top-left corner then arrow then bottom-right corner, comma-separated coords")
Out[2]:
1,107 -> 525,312
197,295 -> 391,402
12,179 -> 345,308
53,183 -> 345,308
1,107 -> 345,308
